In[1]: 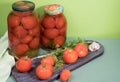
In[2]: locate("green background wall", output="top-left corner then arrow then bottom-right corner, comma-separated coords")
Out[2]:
0,0 -> 120,38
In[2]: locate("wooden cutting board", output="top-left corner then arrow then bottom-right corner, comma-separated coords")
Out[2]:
12,40 -> 104,82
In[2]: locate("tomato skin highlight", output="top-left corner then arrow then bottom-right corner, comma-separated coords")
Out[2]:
74,43 -> 88,57
16,57 -> 32,72
62,48 -> 78,64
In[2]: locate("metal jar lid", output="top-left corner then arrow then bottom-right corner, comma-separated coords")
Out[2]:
44,4 -> 64,15
12,1 -> 35,12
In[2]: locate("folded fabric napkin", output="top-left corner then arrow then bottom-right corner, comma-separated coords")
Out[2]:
0,31 -> 15,82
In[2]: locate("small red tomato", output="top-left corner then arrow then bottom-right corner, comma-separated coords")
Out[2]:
59,25 -> 66,36
7,14 -> 20,28
36,64 -> 53,80
21,16 -> 37,29
13,25 -> 27,38
41,55 -> 54,66
42,15 -> 55,29
55,14 -> 66,28
9,33 -> 20,47
16,57 -> 32,72
63,48 -> 78,64
74,43 -> 88,57
14,44 -> 29,56
43,28 -> 59,39
29,37 -> 40,49
41,36 -> 50,48
53,35 -> 65,47
29,25 -> 40,36
60,69 -> 71,82
21,35 -> 33,44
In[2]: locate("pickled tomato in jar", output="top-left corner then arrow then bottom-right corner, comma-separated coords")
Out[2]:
7,1 -> 40,58
41,4 -> 67,49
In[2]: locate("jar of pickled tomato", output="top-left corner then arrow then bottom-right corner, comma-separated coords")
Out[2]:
7,1 -> 40,58
41,4 -> 67,49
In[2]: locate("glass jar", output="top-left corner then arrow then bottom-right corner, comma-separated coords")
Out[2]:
41,4 -> 67,49
7,1 -> 40,58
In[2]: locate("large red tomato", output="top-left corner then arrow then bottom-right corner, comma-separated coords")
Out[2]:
74,43 -> 88,57
36,64 -> 53,80
16,57 -> 32,72
62,48 -> 78,64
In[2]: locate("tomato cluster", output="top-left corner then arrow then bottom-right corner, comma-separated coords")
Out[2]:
62,43 -> 88,64
41,14 -> 67,49
36,55 -> 54,80
15,42 -> 88,81
8,12 -> 40,58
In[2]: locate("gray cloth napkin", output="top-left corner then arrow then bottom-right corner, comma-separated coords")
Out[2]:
0,32 -> 15,82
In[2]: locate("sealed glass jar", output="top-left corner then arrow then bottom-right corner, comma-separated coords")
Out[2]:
7,1 -> 40,58
41,4 -> 67,49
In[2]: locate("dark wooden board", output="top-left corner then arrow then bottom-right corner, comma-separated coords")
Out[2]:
12,40 -> 104,82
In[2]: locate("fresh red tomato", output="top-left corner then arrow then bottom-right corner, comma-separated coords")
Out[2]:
40,55 -> 54,66
60,69 -> 71,82
16,57 -> 32,72
62,48 -> 78,64
74,43 -> 88,57
36,64 -> 53,80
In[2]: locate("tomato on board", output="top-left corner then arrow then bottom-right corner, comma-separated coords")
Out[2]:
36,63 -> 53,80
74,43 -> 88,58
40,55 -> 54,66
60,69 -> 71,82
62,48 -> 78,64
16,57 -> 32,72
